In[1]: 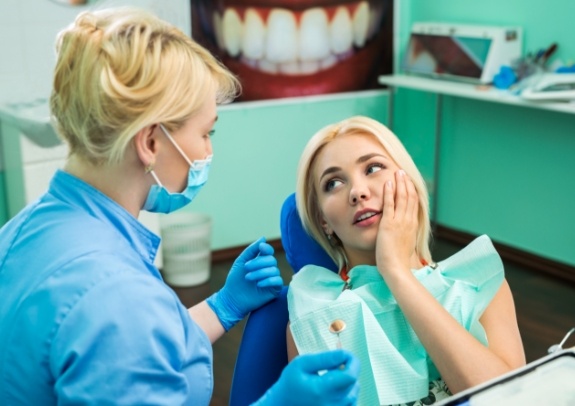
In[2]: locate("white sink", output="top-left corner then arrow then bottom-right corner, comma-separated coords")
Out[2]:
0,99 -> 62,148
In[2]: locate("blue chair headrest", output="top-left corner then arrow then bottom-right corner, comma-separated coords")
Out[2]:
280,193 -> 337,273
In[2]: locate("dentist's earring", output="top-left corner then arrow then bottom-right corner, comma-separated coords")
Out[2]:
145,163 -> 154,173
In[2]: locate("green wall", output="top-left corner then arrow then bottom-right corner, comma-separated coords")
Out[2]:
0,175 -> 7,225
393,0 -> 575,266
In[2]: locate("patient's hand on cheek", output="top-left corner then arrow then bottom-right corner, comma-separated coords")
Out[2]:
376,170 -> 419,279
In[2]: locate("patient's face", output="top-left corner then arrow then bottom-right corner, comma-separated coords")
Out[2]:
313,133 -> 401,263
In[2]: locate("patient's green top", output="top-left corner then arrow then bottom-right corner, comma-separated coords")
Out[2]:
288,235 -> 503,406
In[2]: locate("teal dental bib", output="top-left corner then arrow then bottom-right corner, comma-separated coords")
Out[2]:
288,235 -> 504,406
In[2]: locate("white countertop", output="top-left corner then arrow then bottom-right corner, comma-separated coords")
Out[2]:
378,74 -> 575,115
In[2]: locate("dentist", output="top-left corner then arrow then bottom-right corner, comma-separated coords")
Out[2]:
0,7 -> 359,405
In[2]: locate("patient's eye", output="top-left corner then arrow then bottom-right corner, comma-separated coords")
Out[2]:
324,178 -> 343,192
366,163 -> 384,175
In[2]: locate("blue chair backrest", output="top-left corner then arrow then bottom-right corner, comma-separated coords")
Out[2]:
229,193 -> 336,405
279,193 -> 337,273
229,286 -> 289,406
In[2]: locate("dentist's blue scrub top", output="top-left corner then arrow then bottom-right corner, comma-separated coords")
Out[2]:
0,170 -> 213,405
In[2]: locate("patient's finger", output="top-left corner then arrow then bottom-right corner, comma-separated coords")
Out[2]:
394,170 -> 408,217
382,180 -> 394,222
405,175 -> 418,221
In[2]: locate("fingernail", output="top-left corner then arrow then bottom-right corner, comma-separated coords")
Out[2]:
398,170 -> 405,176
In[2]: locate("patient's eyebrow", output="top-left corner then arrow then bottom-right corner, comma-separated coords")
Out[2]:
357,153 -> 387,163
319,166 -> 341,183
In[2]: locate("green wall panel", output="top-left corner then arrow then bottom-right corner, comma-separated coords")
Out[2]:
395,0 -> 575,266
392,88 -> 438,187
438,98 -> 575,265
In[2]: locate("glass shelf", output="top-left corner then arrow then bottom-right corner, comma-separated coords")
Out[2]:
378,74 -> 575,114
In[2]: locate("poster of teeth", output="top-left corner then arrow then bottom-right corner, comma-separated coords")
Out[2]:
191,0 -> 394,102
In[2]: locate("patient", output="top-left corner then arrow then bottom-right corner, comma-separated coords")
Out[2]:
286,116 -> 526,405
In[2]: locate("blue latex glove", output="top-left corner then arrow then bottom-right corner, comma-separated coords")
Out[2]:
493,65 -> 517,89
206,237 -> 283,331
253,350 -> 360,406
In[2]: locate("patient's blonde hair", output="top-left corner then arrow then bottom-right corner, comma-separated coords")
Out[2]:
50,7 -> 240,165
296,116 -> 432,269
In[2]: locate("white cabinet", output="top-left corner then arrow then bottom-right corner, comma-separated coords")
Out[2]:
19,135 -> 68,203
0,120 -> 163,267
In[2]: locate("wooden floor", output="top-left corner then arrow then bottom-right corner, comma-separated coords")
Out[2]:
169,237 -> 575,406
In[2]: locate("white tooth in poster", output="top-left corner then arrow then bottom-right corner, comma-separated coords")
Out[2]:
242,8 -> 266,60
258,59 -> 279,74
320,54 -> 338,70
299,8 -> 330,62
222,8 -> 242,57
330,7 -> 353,55
266,9 -> 298,63
279,61 -> 300,75
300,60 -> 320,75
352,1 -> 369,47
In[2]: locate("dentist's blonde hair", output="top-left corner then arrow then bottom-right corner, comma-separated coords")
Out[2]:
295,116 -> 432,270
50,7 -> 240,165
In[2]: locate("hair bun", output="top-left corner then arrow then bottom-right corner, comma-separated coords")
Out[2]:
76,12 -> 100,34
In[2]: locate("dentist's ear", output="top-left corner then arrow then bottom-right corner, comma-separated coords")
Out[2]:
133,124 -> 159,169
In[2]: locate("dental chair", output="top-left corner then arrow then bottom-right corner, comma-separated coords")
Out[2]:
229,193 -> 337,406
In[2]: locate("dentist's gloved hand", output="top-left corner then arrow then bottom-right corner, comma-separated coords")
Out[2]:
253,350 -> 360,406
206,237 -> 283,331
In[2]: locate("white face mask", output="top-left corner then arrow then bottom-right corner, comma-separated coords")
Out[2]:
143,124 -> 212,214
